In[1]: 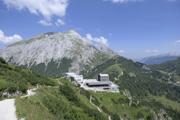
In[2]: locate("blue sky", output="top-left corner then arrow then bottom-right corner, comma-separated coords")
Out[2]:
0,0 -> 180,59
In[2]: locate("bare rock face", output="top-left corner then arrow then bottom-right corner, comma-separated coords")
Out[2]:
157,109 -> 172,120
123,89 -> 133,106
151,109 -> 172,120
0,30 -> 115,76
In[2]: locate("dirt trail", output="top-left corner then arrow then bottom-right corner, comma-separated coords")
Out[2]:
0,99 -> 17,120
90,95 -> 111,120
0,88 -> 37,120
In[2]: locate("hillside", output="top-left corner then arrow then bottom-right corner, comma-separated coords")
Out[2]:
140,55 -> 178,65
15,78 -> 180,120
152,57 -> 180,74
1,53 -> 180,119
84,56 -> 180,102
1,30 -> 180,119
16,78 -> 108,120
0,57 -> 55,98
0,30 -> 115,77
151,57 -> 180,83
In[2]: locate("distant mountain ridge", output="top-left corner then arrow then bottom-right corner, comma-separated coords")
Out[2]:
140,54 -> 179,65
152,57 -> 180,83
0,30 -> 115,77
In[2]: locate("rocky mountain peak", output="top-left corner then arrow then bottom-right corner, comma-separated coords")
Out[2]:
0,30 -> 115,76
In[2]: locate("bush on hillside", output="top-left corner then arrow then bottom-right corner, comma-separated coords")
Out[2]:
59,83 -> 79,105
0,57 -> 6,64
0,61 -> 56,96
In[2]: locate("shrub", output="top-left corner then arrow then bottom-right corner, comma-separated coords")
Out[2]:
18,83 -> 28,93
8,84 -> 18,93
136,111 -> 144,119
0,79 -> 7,91
59,83 -> 79,105
0,57 -> 6,64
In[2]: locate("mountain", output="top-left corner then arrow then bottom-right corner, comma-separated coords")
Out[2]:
1,31 -> 180,119
152,57 -> 180,73
84,56 -> 180,102
82,55 -> 180,118
0,30 -> 115,77
140,55 -> 179,65
0,56 -> 179,120
152,57 -> 180,83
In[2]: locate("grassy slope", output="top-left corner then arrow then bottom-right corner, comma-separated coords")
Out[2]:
152,96 -> 180,112
152,57 -> 180,82
16,77 -> 180,120
2,55 -> 180,119
84,56 -> 180,100
16,78 -> 108,120
152,57 -> 180,73
16,96 -> 55,120
82,56 -> 180,119
92,92 -> 180,120
92,92 -> 151,120
0,57 -> 56,97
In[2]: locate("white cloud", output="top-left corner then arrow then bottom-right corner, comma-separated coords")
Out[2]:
104,0 -> 143,4
38,20 -> 53,26
3,0 -> 69,26
174,40 -> 180,46
85,34 -> 109,46
118,50 -> 125,54
95,37 -> 108,46
145,49 -> 159,53
175,40 -> 180,43
86,34 -> 93,41
0,30 -> 23,45
55,19 -> 65,26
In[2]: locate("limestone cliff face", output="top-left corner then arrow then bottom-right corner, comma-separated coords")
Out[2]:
0,30 -> 115,76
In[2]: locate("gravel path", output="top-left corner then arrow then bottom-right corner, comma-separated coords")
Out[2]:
0,99 -> 17,120
90,95 -> 102,113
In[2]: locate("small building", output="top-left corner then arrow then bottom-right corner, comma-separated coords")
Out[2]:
66,72 -> 83,84
98,74 -> 109,81
82,79 -> 118,92
66,73 -> 119,92
86,81 -> 111,87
